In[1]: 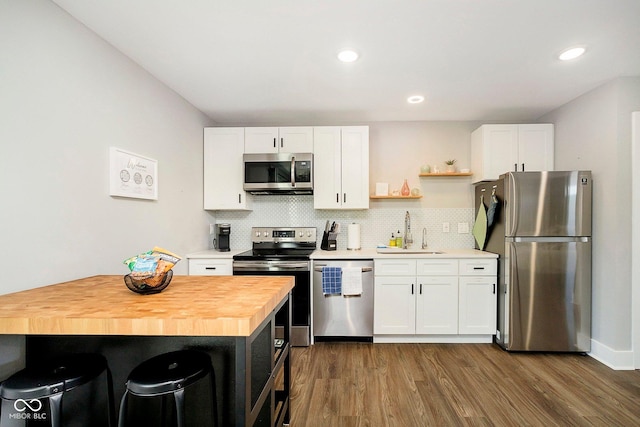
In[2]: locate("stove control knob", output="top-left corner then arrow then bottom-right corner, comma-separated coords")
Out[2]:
263,231 -> 269,237
299,231 -> 303,237
255,231 -> 261,238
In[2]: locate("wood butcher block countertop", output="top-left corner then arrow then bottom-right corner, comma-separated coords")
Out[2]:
0,275 -> 294,337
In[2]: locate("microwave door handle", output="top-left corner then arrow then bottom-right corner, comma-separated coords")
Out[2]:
291,156 -> 296,187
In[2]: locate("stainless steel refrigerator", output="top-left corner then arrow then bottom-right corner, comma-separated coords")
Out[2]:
474,171 -> 592,352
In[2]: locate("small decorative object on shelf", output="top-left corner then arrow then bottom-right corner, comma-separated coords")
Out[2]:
401,179 -> 410,196
411,188 -> 421,196
420,164 -> 431,174
445,159 -> 457,173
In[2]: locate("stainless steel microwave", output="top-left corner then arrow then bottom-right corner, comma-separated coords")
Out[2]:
243,153 -> 313,194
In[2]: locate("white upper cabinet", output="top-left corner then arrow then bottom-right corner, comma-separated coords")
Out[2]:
471,124 -> 554,181
203,127 -> 251,210
244,127 -> 313,154
313,126 -> 369,209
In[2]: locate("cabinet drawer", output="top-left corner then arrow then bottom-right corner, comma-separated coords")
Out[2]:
188,259 -> 233,276
459,259 -> 497,276
374,259 -> 416,276
416,259 -> 458,276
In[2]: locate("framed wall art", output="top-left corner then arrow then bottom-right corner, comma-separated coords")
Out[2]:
109,147 -> 158,200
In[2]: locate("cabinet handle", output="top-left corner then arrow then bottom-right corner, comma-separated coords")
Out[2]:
514,163 -> 517,171
522,163 -> 525,171
336,193 -> 339,203
273,138 -> 276,148
493,284 -> 496,294
238,193 -> 242,204
473,267 -> 485,270
420,283 -> 423,294
343,193 -> 347,203
205,267 -> 217,270
411,284 -> 414,295
280,137 -> 284,148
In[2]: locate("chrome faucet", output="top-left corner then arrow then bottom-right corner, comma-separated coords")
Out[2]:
403,211 -> 413,249
422,227 -> 428,249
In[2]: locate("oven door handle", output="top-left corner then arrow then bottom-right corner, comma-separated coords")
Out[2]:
290,156 -> 296,187
233,262 -> 310,271
313,267 -> 373,273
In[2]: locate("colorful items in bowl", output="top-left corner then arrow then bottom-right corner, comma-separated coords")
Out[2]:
124,270 -> 173,294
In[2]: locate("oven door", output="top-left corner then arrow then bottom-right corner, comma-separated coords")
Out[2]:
233,260 -> 310,346
243,153 -> 313,194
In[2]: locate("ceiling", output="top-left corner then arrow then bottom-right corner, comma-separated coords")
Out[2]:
52,0 -> 640,125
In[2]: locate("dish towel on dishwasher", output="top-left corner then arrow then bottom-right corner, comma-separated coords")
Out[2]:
322,266 -> 342,295
341,267 -> 363,296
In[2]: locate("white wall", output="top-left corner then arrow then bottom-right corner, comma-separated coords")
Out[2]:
540,77 -> 640,368
0,0 -> 214,295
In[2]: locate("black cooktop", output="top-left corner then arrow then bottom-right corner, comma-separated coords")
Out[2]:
233,248 -> 314,261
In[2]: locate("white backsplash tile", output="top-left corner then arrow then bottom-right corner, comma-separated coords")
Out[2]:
212,195 -> 475,251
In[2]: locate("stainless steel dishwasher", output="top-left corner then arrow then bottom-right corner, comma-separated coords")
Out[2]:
313,259 -> 374,341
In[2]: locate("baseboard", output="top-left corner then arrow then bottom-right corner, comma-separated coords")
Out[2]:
373,334 -> 493,344
589,338 -> 635,370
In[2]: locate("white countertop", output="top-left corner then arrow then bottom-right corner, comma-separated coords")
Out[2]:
310,248 -> 497,259
186,248 -> 249,259
186,247 -> 497,260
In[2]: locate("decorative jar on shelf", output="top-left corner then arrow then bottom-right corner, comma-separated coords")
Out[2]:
401,179 -> 410,196
420,165 -> 431,174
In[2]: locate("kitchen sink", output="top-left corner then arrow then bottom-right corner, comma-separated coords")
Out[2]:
376,248 -> 445,254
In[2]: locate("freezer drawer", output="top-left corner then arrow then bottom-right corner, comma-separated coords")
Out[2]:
313,260 -> 374,338
498,239 -> 591,352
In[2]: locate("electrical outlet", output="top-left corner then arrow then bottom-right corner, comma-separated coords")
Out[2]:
458,222 -> 469,234
442,222 -> 450,233
209,224 -> 215,234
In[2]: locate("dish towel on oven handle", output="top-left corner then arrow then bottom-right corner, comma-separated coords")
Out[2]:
341,267 -> 363,296
322,266 -> 342,295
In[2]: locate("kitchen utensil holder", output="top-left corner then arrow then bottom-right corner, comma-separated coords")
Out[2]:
321,231 -> 337,251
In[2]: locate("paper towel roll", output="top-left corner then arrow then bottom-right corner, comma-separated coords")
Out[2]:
347,223 -> 361,250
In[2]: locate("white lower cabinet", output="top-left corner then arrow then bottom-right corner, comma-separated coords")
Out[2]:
188,259 -> 233,276
458,259 -> 497,335
374,257 -> 497,343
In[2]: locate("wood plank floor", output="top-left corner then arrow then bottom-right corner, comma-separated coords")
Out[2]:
288,342 -> 640,426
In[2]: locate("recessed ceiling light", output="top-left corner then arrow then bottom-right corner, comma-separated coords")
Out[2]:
337,49 -> 359,63
407,95 -> 425,104
559,46 -> 586,61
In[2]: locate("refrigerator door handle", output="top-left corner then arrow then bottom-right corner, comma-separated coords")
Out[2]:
507,236 -> 590,243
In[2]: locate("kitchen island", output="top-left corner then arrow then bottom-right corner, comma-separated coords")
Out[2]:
0,275 -> 294,427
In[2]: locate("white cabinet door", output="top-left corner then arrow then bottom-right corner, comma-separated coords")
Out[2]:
188,259 -> 233,276
458,276 -> 497,335
279,127 -> 313,153
204,128 -> 251,210
471,124 -> 518,181
244,127 -> 313,154
313,126 -> 342,208
244,127 -> 279,153
340,126 -> 369,209
518,124 -> 554,172
313,126 -> 369,209
374,276 -> 416,335
416,276 -> 459,334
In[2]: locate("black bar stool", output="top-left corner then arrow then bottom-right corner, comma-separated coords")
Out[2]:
0,353 -> 115,427
118,350 -> 216,427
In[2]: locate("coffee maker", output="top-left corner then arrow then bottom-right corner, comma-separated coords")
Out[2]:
214,223 -> 231,251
